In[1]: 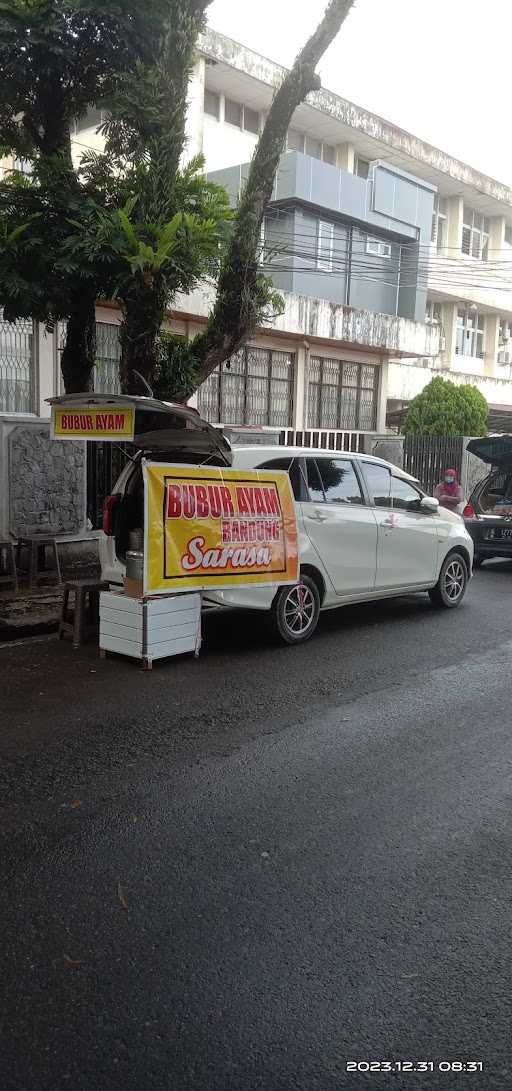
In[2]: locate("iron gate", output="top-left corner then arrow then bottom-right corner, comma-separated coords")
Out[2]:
86,442 -> 134,530
403,435 -> 464,496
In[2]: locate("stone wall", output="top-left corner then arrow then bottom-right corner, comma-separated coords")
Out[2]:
362,434 -> 404,470
4,422 -> 86,537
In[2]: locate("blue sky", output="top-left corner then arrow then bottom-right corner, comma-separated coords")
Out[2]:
208,0 -> 511,185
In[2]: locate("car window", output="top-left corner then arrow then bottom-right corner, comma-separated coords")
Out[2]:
392,477 -> 423,511
479,472 -> 512,513
305,458 -> 325,502
257,457 -> 302,501
316,458 -> 364,505
364,463 -> 391,507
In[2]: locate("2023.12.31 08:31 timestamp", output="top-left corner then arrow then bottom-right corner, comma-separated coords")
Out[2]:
346,1061 -> 483,1074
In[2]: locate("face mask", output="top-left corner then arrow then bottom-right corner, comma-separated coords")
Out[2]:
445,476 -> 455,485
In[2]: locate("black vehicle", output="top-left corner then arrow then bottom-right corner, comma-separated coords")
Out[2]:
463,436 -> 512,566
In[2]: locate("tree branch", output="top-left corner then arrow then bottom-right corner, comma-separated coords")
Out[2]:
192,0 -> 356,382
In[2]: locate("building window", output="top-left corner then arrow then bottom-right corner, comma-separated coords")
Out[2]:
307,357 -> 379,431
456,307 -> 485,359
287,129 -> 304,152
505,225 -> 512,246
426,300 -> 442,326
317,221 -> 334,271
355,156 -> 370,179
0,312 -> 34,413
462,206 -> 489,260
431,194 -> 447,249
243,105 -> 260,134
224,97 -> 242,127
224,97 -> 260,133
286,131 -> 336,164
305,135 -> 322,160
197,348 -> 294,427
94,323 -> 121,394
204,89 -> 220,120
366,235 -> 392,258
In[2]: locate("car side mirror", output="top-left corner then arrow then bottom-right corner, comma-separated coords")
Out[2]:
420,496 -> 440,514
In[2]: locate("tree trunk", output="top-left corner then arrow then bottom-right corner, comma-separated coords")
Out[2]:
60,290 -> 97,393
193,0 -> 356,384
119,277 -> 167,394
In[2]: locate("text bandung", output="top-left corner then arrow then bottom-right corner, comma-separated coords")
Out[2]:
222,518 -> 280,544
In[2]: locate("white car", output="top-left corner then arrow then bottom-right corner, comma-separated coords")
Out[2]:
101,432 -> 474,645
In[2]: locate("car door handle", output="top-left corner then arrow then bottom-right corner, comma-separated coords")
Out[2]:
307,510 -> 329,523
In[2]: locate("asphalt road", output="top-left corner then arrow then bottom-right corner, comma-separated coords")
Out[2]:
2,563 -> 512,1090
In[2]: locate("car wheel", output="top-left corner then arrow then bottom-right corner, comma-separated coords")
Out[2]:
271,574 -> 320,645
429,552 -> 469,609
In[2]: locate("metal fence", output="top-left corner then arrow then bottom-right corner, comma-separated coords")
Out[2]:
95,322 -> 121,394
86,441 -> 134,530
198,347 -> 294,427
403,435 -> 465,495
0,314 -> 34,413
280,428 -> 368,452
307,357 -> 379,432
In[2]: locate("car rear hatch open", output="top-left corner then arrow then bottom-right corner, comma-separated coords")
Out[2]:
466,435 -> 512,469
47,393 -> 232,466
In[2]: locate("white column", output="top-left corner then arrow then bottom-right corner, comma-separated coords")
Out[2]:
446,196 -> 463,254
442,302 -> 458,369
37,324 -> 56,417
183,56 -> 205,164
484,313 -> 500,377
293,343 -> 307,430
376,359 -> 388,432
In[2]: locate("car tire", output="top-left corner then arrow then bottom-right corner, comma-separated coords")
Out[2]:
429,552 -> 469,609
271,574 -> 321,645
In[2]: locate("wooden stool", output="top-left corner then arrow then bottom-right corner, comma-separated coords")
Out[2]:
0,541 -> 18,591
16,535 -> 62,588
59,579 -> 110,648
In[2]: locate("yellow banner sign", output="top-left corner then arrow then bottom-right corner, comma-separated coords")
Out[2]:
143,462 -> 299,595
52,405 -> 135,441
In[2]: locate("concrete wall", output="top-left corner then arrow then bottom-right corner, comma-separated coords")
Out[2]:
211,155 -> 433,323
388,357 -> 512,408
0,418 -> 86,539
290,209 -> 348,306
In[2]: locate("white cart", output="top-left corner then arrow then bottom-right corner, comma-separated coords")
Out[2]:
99,590 -> 201,669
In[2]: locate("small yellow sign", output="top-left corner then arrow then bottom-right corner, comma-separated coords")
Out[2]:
143,462 -> 299,595
52,405 -> 135,441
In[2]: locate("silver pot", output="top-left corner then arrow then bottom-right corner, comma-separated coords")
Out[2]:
126,550 -> 143,581
129,528 -> 144,552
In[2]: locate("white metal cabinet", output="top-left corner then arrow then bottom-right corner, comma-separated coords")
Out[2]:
99,591 -> 201,668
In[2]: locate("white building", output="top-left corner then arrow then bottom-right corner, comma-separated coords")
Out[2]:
2,28 -> 512,437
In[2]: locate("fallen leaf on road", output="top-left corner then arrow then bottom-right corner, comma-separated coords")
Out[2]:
63,954 -> 81,967
70,800 -> 82,809
117,881 -> 128,910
